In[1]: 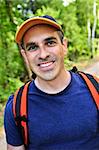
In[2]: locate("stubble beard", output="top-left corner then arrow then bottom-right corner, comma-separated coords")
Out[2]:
34,61 -> 64,82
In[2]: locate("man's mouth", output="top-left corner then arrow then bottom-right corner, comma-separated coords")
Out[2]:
38,61 -> 55,70
39,61 -> 54,67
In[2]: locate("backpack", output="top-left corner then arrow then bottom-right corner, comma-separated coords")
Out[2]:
13,67 -> 99,148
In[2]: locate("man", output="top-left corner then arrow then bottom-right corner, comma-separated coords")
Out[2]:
4,15 -> 99,150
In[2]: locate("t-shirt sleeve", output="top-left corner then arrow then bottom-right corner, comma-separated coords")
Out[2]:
4,95 -> 23,146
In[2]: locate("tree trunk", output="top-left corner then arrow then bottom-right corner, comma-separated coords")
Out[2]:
91,0 -> 97,58
87,19 -> 91,50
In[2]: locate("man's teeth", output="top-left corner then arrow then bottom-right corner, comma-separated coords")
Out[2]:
40,62 -> 53,67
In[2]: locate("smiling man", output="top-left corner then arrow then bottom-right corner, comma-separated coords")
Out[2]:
4,15 -> 99,150
22,24 -> 69,94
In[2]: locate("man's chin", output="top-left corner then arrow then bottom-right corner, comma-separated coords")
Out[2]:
36,71 -> 59,81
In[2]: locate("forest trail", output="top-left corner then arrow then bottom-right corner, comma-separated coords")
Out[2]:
84,61 -> 99,76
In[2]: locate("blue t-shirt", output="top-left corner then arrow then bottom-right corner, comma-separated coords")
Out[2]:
4,72 -> 99,150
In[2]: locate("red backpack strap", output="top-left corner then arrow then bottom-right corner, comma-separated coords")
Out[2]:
79,72 -> 99,109
13,81 -> 31,148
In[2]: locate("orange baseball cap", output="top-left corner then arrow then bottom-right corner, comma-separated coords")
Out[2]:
15,15 -> 62,44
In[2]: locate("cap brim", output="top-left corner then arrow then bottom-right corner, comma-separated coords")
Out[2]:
15,17 -> 62,44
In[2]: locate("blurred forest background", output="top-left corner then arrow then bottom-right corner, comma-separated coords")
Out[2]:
0,0 -> 99,105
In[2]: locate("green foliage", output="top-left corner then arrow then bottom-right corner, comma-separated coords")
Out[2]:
0,116 -> 3,128
0,78 -> 23,103
0,0 -> 99,103
36,5 -> 61,19
0,103 -> 4,128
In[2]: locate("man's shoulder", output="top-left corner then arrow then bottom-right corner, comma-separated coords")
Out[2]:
5,83 -> 26,108
6,80 -> 34,105
6,94 -> 14,106
70,71 -> 84,84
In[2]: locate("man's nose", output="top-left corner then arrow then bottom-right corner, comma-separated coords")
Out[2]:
39,46 -> 49,60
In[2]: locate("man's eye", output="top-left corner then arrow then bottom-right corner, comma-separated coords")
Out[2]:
27,45 -> 38,51
47,41 -> 56,46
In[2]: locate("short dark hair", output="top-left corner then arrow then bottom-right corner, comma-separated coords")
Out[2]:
57,30 -> 64,44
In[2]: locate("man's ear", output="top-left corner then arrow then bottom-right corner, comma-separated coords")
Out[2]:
20,49 -> 32,80
62,38 -> 68,55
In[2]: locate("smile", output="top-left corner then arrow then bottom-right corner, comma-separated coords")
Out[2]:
40,62 -> 54,67
38,61 -> 55,71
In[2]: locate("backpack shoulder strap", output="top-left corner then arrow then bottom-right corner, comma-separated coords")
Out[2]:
13,81 -> 31,148
78,71 -> 99,109
71,66 -> 99,109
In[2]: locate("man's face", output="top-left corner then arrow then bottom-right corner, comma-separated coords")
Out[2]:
23,25 -> 67,81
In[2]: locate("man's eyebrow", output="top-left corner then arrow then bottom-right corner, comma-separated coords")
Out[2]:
26,42 -> 37,48
44,37 -> 57,42
25,37 -> 57,48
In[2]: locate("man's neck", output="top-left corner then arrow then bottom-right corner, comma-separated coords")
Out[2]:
34,70 -> 71,94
